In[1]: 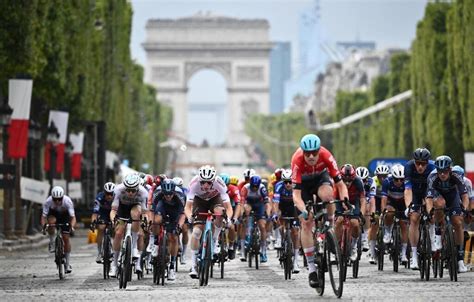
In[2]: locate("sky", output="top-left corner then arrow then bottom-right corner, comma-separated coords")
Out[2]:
130,0 -> 428,145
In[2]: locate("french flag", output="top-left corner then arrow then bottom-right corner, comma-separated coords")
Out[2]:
7,79 -> 33,159
44,111 -> 69,173
69,132 -> 84,180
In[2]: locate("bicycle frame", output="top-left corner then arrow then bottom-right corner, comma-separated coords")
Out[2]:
44,223 -> 69,280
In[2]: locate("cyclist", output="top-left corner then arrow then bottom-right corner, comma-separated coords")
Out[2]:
151,178 -> 185,281
291,134 -> 348,289
426,156 -> 469,273
334,164 -> 366,262
229,175 -> 240,186
173,176 -> 190,264
90,182 -> 116,263
452,165 -> 474,228
241,175 -> 271,263
404,148 -> 435,269
110,174 -> 149,276
219,173 -> 241,260
268,169 -> 283,249
273,169 -> 301,273
381,164 -> 409,265
41,186 -> 76,274
238,168 -> 256,191
367,164 -> 390,264
356,166 -> 375,253
184,165 -> 233,279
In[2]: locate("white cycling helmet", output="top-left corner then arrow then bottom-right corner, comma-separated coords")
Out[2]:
123,173 -> 140,189
198,165 -> 217,182
375,164 -> 390,176
51,186 -> 64,199
104,182 -> 116,193
281,169 -> 292,181
243,168 -> 256,179
356,167 -> 370,180
391,164 -> 405,179
173,177 -> 184,187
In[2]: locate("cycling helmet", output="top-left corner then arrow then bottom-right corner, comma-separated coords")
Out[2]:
104,182 -> 116,193
281,169 -> 292,181
413,148 -> 431,161
452,165 -> 464,178
434,155 -> 452,171
155,174 -> 167,186
249,175 -> 261,187
198,165 -> 217,182
243,168 -> 256,179
340,164 -> 356,180
356,167 -> 370,180
391,164 -> 405,179
51,186 -> 64,199
229,175 -> 239,186
375,164 -> 390,176
145,174 -> 154,186
172,177 -> 184,187
219,173 -> 230,185
274,168 -> 283,181
138,172 -> 146,180
300,134 -> 321,152
123,173 -> 140,189
161,179 -> 176,194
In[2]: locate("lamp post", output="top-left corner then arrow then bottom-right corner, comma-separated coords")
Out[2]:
47,121 -> 60,190
25,120 -> 42,235
0,95 -> 13,238
64,137 -> 73,194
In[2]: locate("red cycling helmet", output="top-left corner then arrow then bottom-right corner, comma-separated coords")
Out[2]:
340,164 -> 356,181
145,174 -> 154,186
274,168 -> 283,181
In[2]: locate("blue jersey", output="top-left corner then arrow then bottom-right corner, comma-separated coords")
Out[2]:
404,159 -> 436,196
93,191 -> 113,218
363,177 -> 376,200
426,170 -> 467,199
382,177 -> 405,203
273,180 -> 293,205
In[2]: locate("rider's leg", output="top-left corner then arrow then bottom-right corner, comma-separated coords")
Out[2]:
334,216 -> 344,241
169,233 -> 179,268
409,211 -> 420,256
258,219 -> 267,255
96,225 -> 105,256
112,224 -> 125,266
400,220 -> 409,260
130,205 -> 142,252
190,225 -> 204,269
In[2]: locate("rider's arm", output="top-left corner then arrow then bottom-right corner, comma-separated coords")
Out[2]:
335,179 -> 349,201
292,188 -> 306,212
223,201 -> 233,220
461,193 -> 469,211
70,215 -> 77,230
381,196 -> 387,212
184,200 -> 193,221
404,187 -> 413,208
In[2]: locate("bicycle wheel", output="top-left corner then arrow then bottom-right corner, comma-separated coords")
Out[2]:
123,236 -> 132,288
55,235 -> 65,280
352,235 -> 361,279
284,231 -> 293,280
445,224 -> 458,282
377,228 -> 384,271
423,225 -> 431,281
315,252 -> 325,296
159,234 -> 167,286
419,229 -> 425,280
204,231 -> 212,285
392,224 -> 400,273
326,230 -> 343,298
153,255 -> 158,284
103,234 -> 111,279
342,230 -> 350,282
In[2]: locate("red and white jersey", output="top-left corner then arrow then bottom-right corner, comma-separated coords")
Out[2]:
291,146 -> 340,185
187,175 -> 229,203
42,195 -> 75,217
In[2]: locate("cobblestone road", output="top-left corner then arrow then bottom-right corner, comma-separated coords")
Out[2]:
0,232 -> 472,301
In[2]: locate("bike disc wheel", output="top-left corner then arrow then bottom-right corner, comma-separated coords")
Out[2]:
424,226 -> 431,281
393,225 -> 400,273
123,237 -> 132,288
56,236 -> 65,280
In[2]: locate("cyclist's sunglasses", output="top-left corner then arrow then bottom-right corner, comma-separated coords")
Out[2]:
52,197 -> 62,202
283,180 -> 292,185
437,169 -> 450,175
393,178 -> 404,183
303,150 -> 319,157
415,161 -> 428,167
200,181 -> 212,186
125,188 -> 137,193
163,192 -> 174,196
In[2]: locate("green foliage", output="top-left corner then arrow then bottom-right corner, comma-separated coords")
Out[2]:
0,0 -> 171,173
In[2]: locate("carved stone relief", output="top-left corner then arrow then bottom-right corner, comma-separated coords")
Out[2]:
237,66 -> 264,82
241,98 -> 259,116
152,66 -> 179,82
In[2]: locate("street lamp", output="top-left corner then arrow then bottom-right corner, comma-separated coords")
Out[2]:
47,121 -> 60,188
64,137 -> 73,194
1,94 -> 13,238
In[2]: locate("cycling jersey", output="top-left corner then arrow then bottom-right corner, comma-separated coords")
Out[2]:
43,195 -> 75,218
290,146 -> 341,190
112,183 -> 148,209
241,183 -> 269,204
186,175 -> 229,203
226,184 -> 241,208
273,180 -> 293,206
92,191 -> 113,221
427,170 -> 466,216
334,178 -> 364,217
404,159 -> 436,196
363,177 -> 376,202
382,177 -> 405,202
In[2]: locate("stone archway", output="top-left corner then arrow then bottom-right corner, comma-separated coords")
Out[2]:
142,12 -> 272,145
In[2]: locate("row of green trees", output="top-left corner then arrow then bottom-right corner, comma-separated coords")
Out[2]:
0,0 -> 170,173
246,0 -> 473,168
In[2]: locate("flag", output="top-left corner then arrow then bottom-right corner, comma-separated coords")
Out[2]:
69,132 -> 84,180
43,111 -> 69,173
7,79 -> 32,159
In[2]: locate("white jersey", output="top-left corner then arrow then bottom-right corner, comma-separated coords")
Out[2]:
112,183 -> 148,209
42,195 -> 75,217
186,175 -> 229,203
463,177 -> 473,201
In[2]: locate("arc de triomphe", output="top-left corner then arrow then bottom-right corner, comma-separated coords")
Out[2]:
142,13 -> 272,145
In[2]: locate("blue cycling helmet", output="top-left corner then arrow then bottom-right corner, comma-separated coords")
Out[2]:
434,155 -> 452,171
249,175 -> 261,188
161,179 -> 176,194
452,165 -> 464,178
300,134 -> 321,152
219,173 -> 230,185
